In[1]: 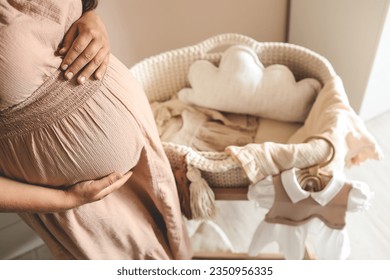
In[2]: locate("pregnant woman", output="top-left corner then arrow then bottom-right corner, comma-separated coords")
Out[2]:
0,0 -> 191,259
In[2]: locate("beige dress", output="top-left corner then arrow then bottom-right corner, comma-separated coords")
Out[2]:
0,0 -> 191,259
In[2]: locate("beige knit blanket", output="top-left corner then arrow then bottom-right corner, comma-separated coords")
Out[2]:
226,75 -> 382,184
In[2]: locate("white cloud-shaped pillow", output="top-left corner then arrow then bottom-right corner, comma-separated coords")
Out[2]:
178,45 -> 321,122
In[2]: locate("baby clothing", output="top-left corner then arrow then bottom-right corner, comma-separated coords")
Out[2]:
247,168 -> 373,259
265,172 -> 351,229
151,96 -> 258,152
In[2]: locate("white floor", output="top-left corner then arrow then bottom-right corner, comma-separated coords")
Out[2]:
13,110 -> 390,260
344,111 -> 390,259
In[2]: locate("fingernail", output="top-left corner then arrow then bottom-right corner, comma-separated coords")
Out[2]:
78,76 -> 86,84
61,64 -> 68,71
59,48 -> 66,54
95,73 -> 102,80
65,71 -> 73,80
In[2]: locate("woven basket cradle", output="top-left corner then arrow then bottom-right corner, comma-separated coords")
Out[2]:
130,33 -> 337,219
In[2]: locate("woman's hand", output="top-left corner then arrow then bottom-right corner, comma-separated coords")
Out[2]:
0,171 -> 132,213
65,171 -> 133,208
58,10 -> 110,84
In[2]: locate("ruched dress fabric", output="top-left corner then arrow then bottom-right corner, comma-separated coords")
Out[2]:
0,0 -> 191,259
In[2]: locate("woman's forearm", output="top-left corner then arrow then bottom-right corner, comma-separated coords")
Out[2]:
0,176 -> 71,213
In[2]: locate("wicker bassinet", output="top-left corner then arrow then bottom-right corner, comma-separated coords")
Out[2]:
130,33 -> 338,219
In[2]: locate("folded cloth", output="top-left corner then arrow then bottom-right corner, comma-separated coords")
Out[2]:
254,118 -> 302,144
227,76 -> 383,183
151,96 -> 258,152
226,140 -> 331,183
288,76 -> 383,168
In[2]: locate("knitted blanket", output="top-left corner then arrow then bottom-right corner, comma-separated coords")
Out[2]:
226,75 -> 382,184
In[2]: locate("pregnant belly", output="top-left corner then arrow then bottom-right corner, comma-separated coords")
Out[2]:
0,60 -> 146,187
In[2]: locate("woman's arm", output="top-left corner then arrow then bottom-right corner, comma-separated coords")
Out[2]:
0,172 -> 132,213
59,9 -> 110,84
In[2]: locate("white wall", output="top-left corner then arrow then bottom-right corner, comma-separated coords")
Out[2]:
289,0 -> 390,119
360,3 -> 390,120
96,0 -> 288,67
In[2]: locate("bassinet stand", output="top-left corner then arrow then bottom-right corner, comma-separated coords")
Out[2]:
192,187 -> 315,260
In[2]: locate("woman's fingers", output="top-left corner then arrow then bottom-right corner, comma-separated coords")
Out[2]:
58,23 -> 78,56
61,34 -> 95,80
58,11 -> 110,84
94,171 -> 133,200
66,171 -> 133,207
75,46 -> 109,83
93,53 -> 110,80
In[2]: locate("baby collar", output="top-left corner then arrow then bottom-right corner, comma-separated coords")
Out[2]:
281,168 -> 346,206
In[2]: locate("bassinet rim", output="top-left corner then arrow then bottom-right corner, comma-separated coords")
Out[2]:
131,33 -> 337,102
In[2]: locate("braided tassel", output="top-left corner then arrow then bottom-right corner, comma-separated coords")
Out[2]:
186,164 -> 216,219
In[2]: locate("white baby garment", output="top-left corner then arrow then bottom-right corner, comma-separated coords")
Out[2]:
247,168 -> 373,260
